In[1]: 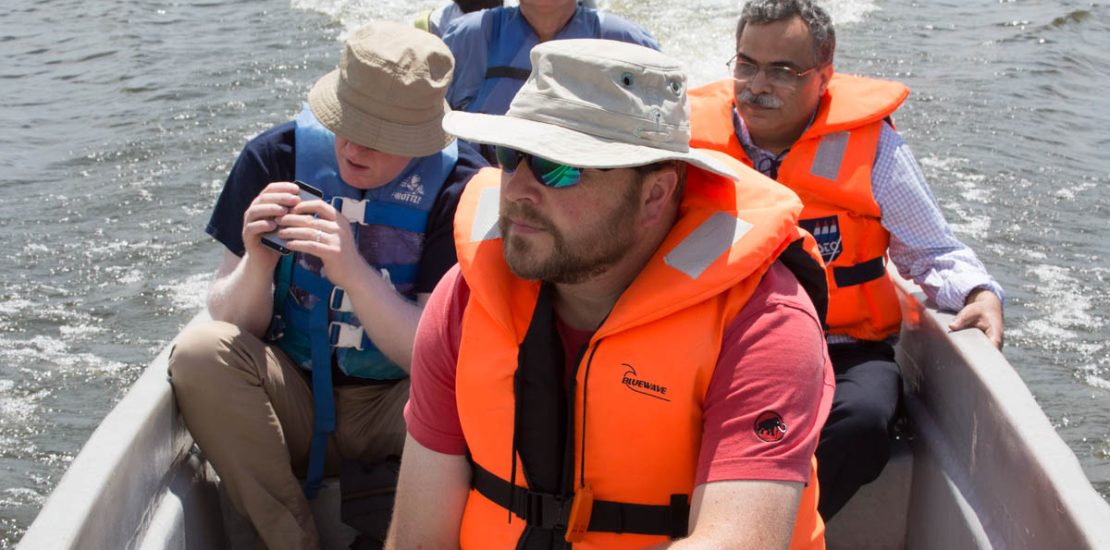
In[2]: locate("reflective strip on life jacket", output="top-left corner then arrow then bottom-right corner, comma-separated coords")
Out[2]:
663,212 -> 753,279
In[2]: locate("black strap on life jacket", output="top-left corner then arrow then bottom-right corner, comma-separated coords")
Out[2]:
472,461 -> 690,540
776,238 -> 830,329
485,66 -> 531,81
514,283 -> 567,495
833,256 -> 887,288
512,283 -> 570,549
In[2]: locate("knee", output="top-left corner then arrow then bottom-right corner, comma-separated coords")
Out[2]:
168,321 -> 255,396
828,397 -> 897,451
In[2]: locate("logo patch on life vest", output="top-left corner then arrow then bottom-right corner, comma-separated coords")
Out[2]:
391,174 -> 425,205
799,215 -> 842,263
754,411 -> 787,442
621,364 -> 670,402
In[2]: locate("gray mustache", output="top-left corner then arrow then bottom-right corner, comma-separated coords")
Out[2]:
738,89 -> 784,109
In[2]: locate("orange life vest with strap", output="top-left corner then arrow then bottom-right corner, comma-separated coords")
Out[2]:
452,158 -> 827,549
689,75 -> 910,341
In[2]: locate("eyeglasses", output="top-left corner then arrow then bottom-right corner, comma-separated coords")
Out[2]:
726,55 -> 825,90
495,146 -> 586,188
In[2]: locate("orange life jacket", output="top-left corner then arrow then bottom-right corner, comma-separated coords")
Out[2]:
689,75 -> 910,341
452,160 -> 827,549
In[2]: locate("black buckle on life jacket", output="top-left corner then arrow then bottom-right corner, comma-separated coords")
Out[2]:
519,489 -> 571,531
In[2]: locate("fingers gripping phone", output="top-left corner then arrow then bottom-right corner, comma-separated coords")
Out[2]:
260,180 -> 325,255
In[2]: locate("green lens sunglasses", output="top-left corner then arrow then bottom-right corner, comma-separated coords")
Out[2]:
495,146 -> 586,188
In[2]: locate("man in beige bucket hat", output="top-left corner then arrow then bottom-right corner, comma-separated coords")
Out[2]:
167,21 -> 486,550
388,39 -> 833,549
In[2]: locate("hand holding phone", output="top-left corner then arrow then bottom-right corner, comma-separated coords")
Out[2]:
260,180 -> 325,255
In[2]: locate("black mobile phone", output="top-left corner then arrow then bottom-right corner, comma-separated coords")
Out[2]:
260,180 -> 325,255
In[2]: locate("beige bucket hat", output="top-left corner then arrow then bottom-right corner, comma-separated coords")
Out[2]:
442,39 -> 737,180
308,21 -> 455,157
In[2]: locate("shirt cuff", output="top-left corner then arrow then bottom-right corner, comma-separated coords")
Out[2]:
933,272 -> 1005,312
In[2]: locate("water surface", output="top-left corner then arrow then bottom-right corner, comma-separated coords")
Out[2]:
1,0 -> 1107,544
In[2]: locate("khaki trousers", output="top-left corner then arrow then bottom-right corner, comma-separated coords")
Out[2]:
167,321 -> 408,550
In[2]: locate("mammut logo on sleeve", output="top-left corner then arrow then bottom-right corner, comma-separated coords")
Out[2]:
754,411 -> 787,442
621,364 -> 670,402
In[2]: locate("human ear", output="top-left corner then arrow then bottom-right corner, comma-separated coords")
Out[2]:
639,168 -> 679,227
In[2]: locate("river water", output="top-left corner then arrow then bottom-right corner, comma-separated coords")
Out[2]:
1,0 -> 1107,544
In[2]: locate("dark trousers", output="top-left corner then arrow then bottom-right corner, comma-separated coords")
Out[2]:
815,341 -> 902,520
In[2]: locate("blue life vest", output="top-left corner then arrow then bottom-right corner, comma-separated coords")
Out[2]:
272,106 -> 457,498
271,106 -> 458,381
468,7 -> 630,115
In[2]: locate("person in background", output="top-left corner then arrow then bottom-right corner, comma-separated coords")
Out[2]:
387,39 -> 834,549
167,21 -> 485,550
688,0 -> 1005,520
440,0 -> 660,117
415,0 -> 503,37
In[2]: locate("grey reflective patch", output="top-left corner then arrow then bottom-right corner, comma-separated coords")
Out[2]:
664,213 -> 753,279
470,186 -> 502,242
810,132 -> 850,181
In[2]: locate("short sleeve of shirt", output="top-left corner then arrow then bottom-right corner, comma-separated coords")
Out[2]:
206,122 -> 297,257
405,265 -> 470,455
413,141 -> 487,294
697,262 -> 834,485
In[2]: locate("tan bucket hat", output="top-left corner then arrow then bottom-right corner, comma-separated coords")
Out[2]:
308,21 -> 455,158
442,39 -> 737,180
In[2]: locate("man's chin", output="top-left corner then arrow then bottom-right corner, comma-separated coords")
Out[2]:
738,102 -> 778,118
504,254 -> 545,281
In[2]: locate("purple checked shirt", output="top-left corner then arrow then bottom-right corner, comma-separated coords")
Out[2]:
733,110 -> 1004,343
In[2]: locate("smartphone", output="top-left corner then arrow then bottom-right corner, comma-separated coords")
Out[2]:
260,180 -> 325,255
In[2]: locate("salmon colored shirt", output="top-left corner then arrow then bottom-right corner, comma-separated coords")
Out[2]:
405,262 -> 834,485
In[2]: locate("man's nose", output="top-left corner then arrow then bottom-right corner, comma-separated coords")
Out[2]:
501,161 -> 543,204
746,68 -> 775,96
343,140 -> 375,161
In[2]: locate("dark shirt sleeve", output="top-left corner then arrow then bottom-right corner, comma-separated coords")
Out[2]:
414,140 -> 488,294
205,122 -> 297,256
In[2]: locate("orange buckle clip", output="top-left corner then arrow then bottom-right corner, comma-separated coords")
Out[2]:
564,484 -> 593,543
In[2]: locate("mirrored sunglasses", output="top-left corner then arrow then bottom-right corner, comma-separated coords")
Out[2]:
494,146 -> 584,188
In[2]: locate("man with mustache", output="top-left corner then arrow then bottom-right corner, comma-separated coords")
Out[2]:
688,0 -> 1006,520
387,39 -> 835,549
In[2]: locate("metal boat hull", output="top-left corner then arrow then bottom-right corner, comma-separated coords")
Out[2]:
18,274 -> 1110,549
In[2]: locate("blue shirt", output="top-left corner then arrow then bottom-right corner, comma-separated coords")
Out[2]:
441,6 -> 660,114
733,110 -> 1004,343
